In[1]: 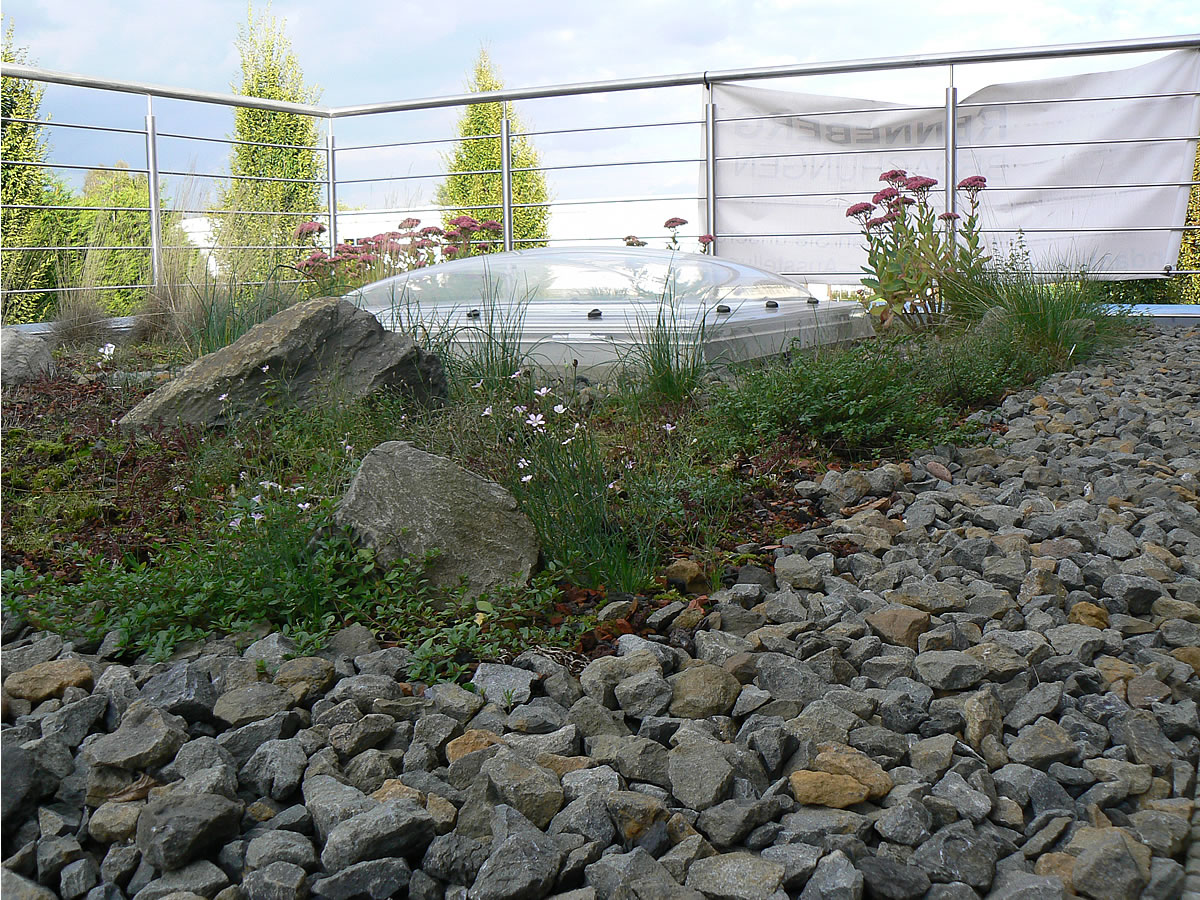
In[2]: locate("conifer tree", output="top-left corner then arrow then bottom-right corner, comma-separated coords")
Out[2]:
213,3 -> 323,282
435,51 -> 550,248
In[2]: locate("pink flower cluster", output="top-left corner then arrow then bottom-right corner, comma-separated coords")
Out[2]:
295,216 -> 505,286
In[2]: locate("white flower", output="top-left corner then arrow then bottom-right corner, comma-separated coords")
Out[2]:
472,379 -> 484,389
509,370 -> 523,380
513,405 -> 527,415
535,387 -> 551,397
481,406 -> 493,417
261,364 -> 270,373
526,413 -> 545,429
251,512 -> 265,524
607,481 -> 619,490
259,480 -> 281,490
521,474 -> 533,483
251,494 -> 263,504
561,437 -> 574,446
98,343 -> 115,360
625,459 -> 635,470
517,458 -> 530,469
297,502 -> 312,511
172,484 -> 186,493
229,517 -> 243,529
662,423 -> 676,434
553,404 -> 567,415
218,393 -> 229,402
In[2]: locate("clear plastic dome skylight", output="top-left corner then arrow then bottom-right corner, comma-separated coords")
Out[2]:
347,247 -> 871,374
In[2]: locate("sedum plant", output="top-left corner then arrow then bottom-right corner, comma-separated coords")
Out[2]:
847,170 -> 989,330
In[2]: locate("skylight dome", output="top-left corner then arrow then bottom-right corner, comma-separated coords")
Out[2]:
348,247 -> 871,374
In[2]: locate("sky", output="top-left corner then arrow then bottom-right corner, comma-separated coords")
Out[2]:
3,0 -> 1198,265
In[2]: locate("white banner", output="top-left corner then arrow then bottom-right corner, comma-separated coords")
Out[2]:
712,50 -> 1200,279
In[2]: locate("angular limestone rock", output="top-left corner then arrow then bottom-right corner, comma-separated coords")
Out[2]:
334,441 -> 540,597
119,296 -> 446,430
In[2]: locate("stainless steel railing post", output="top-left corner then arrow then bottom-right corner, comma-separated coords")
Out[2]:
501,111 -> 514,251
945,68 -> 959,226
144,95 -> 164,292
325,126 -> 338,249
705,81 -> 718,255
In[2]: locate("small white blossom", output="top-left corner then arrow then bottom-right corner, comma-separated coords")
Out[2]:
472,379 -> 484,389
98,343 -> 115,360
534,387 -> 551,397
251,494 -> 263,504
481,406 -> 493,417
553,404 -> 567,415
521,474 -> 533,483
261,364 -> 270,373
229,517 -> 243,529
251,512 -> 265,524
662,423 -> 676,434
171,484 -> 186,493
517,458 -> 530,469
561,437 -> 574,446
509,370 -> 522,380
298,502 -> 312,511
625,459 -> 635,470
218,393 -> 229,402
513,405 -> 527,415
526,413 -> 545,429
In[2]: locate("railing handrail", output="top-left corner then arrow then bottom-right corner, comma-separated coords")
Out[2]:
4,34 -> 1198,121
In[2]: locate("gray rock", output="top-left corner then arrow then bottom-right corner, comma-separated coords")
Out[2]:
759,843 -> 821,891
1142,858 -> 1185,900
241,861 -> 308,900
1,329 -> 55,389
135,794 -> 242,872
59,856 -> 100,900
139,663 -> 218,721
855,856 -> 930,900
479,748 -> 564,828
422,833 -> 489,885
217,711 -> 303,765
244,830 -> 317,871
685,851 -> 786,900
301,775 -> 378,843
129,860 -> 228,900
798,850 -> 862,900
85,700 -> 188,770
310,858 -> 411,900
613,670 -> 673,719
40,694 -> 109,748
120,297 -> 446,430
471,664 -> 537,707
1007,717 -> 1076,768
668,743 -> 734,810
585,848 -> 677,900
911,822 -> 998,890
562,765 -> 623,802
1004,682 -> 1063,731
978,870 -> 1064,899
468,830 -> 565,900
243,633 -> 297,673
319,800 -> 435,872
1101,574 -> 1163,614
1069,829 -> 1147,899
912,651 -> 986,691
212,682 -> 294,728
326,675 -> 407,712
548,793 -> 617,846
874,800 -> 933,846
330,713 -> 397,758
334,442 -> 538,598
774,555 -> 823,591
696,798 -> 787,848
1108,709 -> 1180,772
100,844 -> 141,887
241,739 -> 308,801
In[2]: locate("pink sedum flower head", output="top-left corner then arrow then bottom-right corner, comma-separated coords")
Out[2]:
846,202 -> 875,218
479,220 -> 503,232
879,169 -> 908,183
398,217 -> 421,229
957,175 -> 987,191
624,235 -> 647,247
872,187 -> 900,204
294,220 -> 327,238
864,216 -> 888,229
904,175 -> 938,192
698,234 -> 714,245
663,217 -> 688,229
450,215 -> 480,232
419,226 -> 444,237
938,212 -> 961,221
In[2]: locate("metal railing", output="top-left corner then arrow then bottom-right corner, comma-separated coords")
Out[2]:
2,33 -> 1198,318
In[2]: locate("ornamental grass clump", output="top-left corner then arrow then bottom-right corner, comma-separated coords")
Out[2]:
848,171 -> 990,330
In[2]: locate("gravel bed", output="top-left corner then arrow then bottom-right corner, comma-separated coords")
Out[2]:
3,326 -> 1199,900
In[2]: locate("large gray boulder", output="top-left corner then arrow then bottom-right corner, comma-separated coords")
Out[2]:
334,441 -> 540,597
119,296 -> 446,430
1,328 -> 55,390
